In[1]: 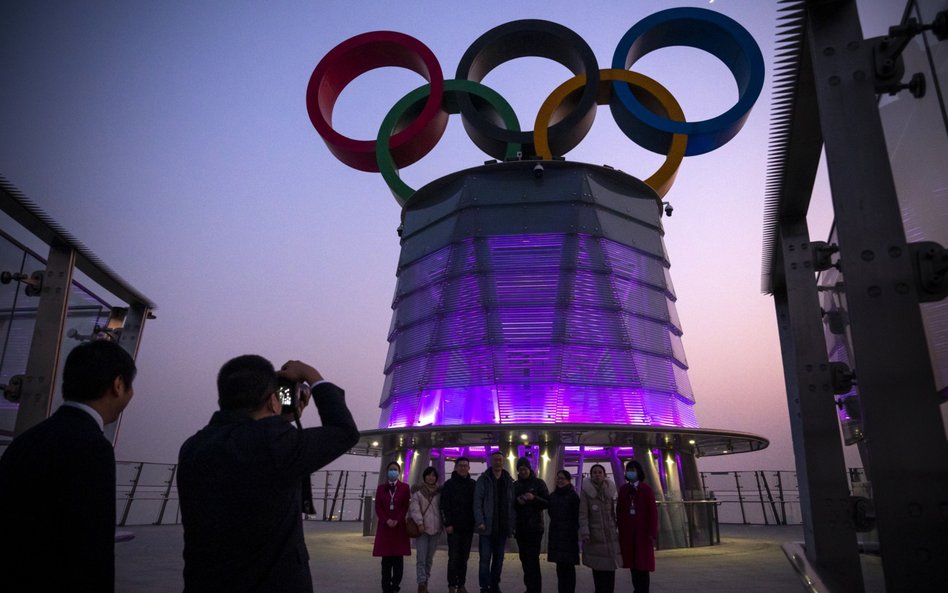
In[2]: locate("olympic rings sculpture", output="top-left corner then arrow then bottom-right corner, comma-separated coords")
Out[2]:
306,8 -> 764,204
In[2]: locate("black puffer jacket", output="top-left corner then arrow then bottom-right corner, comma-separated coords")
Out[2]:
546,484 -> 580,564
513,469 -> 550,536
440,470 -> 476,530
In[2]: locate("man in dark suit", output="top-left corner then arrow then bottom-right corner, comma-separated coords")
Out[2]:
177,355 -> 360,593
0,339 -> 137,592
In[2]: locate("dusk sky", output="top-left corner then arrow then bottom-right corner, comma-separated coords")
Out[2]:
1,0 -> 906,472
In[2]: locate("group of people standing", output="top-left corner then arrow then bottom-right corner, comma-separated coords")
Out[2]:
372,451 -> 658,593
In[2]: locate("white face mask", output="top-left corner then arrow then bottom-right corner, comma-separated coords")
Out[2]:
387,469 -> 399,481
626,471 -> 639,482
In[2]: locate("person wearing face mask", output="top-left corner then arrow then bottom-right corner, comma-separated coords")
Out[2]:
616,460 -> 658,593
578,464 -> 620,593
375,461 -> 412,593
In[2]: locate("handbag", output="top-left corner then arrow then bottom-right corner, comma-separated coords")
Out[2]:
405,492 -> 432,538
405,516 -> 422,538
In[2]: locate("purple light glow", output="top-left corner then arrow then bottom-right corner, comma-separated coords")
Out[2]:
379,233 -> 700,430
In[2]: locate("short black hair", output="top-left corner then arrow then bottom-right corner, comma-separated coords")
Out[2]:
455,457 -> 470,465
557,469 -> 572,481
387,461 -> 401,471
62,340 -> 136,402
217,355 -> 277,411
422,466 -> 439,480
626,460 -> 646,477
490,450 -> 505,458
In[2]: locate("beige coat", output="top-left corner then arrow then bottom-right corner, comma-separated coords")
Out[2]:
578,478 -> 620,570
409,486 -> 443,536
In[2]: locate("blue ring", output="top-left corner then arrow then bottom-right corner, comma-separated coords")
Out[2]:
610,8 -> 764,156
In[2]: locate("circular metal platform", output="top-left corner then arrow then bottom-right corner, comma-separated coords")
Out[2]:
349,423 -> 768,460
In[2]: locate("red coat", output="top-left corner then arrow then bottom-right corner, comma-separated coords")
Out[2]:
616,481 -> 658,571
373,480 -> 411,557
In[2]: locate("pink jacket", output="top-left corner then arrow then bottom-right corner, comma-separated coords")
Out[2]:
617,481 -> 658,571
373,480 -> 411,556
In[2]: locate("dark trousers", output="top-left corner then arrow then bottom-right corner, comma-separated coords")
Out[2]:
447,528 -> 475,587
591,569 -> 615,593
516,532 -> 543,593
554,562 -> 576,593
630,568 -> 650,593
478,532 -> 507,592
381,555 -> 404,592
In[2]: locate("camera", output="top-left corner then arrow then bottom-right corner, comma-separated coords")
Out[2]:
277,378 -> 300,415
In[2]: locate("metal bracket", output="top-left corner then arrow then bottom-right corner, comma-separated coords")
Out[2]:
0,270 -> 44,297
829,361 -> 856,394
811,241 -> 839,272
910,241 -> 948,302
889,11 -> 948,43
1,374 -> 25,403
66,325 -> 122,342
836,394 -> 865,446
871,11 -> 947,98
823,308 -> 849,335
850,495 -> 876,533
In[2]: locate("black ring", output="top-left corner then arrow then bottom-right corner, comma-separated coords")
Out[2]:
455,20 -> 600,159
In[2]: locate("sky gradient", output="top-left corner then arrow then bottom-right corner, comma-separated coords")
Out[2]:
1,0 -> 905,471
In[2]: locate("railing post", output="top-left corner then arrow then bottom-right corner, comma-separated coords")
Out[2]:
712,501 -> 720,544
734,472 -> 747,525
322,471 -> 329,521
754,471 -> 769,525
327,471 -> 344,521
118,462 -> 143,527
154,464 -> 177,525
357,471 -> 368,521
776,471 -> 787,525
337,471 -> 350,521
760,471 -> 781,526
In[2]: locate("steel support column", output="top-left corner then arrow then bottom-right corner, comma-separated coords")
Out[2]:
13,241 -> 76,436
775,218 -> 864,592
406,447 -> 431,487
806,1 -> 948,589
106,302 -> 150,444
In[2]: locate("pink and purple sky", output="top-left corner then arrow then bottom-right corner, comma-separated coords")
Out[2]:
1,0 -> 910,471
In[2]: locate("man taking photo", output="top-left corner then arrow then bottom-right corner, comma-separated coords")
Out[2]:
177,355 -> 359,593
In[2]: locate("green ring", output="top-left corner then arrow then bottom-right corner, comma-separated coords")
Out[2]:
377,79 -> 522,206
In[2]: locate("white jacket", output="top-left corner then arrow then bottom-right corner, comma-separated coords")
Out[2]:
409,487 -> 443,535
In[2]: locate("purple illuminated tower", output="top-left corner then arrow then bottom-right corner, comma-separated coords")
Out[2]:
358,162 -> 768,550
379,163 -> 696,431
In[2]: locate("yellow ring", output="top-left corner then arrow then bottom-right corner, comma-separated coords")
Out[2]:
534,68 -> 686,198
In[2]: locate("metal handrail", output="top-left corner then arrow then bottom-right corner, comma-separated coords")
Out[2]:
113,464 -> 866,528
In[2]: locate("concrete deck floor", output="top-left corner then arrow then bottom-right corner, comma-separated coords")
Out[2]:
115,522 -> 885,592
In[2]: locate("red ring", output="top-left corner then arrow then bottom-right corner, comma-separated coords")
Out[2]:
306,31 -> 447,172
